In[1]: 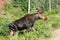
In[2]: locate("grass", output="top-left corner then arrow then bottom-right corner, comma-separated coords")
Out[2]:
0,7 -> 60,40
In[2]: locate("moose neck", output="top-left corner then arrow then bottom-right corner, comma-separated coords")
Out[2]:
33,13 -> 41,21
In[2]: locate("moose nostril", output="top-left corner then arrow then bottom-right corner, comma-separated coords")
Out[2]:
45,17 -> 47,20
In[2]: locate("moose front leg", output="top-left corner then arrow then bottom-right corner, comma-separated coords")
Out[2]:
31,27 -> 35,31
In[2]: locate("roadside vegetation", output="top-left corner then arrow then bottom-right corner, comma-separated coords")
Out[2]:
0,0 -> 60,40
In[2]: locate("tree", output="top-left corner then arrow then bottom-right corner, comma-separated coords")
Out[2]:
49,0 -> 51,11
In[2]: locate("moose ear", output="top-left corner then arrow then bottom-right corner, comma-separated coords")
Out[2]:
37,9 -> 44,14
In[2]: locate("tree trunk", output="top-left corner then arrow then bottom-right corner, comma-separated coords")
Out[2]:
49,0 -> 51,11
28,0 -> 30,14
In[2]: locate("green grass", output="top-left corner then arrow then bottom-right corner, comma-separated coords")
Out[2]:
0,8 -> 60,40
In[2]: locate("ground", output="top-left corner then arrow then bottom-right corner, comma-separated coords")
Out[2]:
0,0 -> 6,8
49,28 -> 60,40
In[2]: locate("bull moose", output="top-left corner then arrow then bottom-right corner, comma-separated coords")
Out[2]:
9,9 -> 47,36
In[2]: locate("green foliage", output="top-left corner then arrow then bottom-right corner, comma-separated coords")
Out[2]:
30,0 -> 60,11
44,9 -> 59,16
0,8 -> 60,40
12,0 -> 28,13
0,0 -> 60,40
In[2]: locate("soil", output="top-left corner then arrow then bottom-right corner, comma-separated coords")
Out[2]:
49,29 -> 60,40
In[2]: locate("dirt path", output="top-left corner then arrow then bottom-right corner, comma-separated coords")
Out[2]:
0,0 -> 6,8
49,29 -> 60,40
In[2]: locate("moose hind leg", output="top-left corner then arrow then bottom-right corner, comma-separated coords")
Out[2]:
9,30 -> 14,36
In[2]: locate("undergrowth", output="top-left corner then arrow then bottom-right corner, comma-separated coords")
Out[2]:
0,6 -> 60,40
